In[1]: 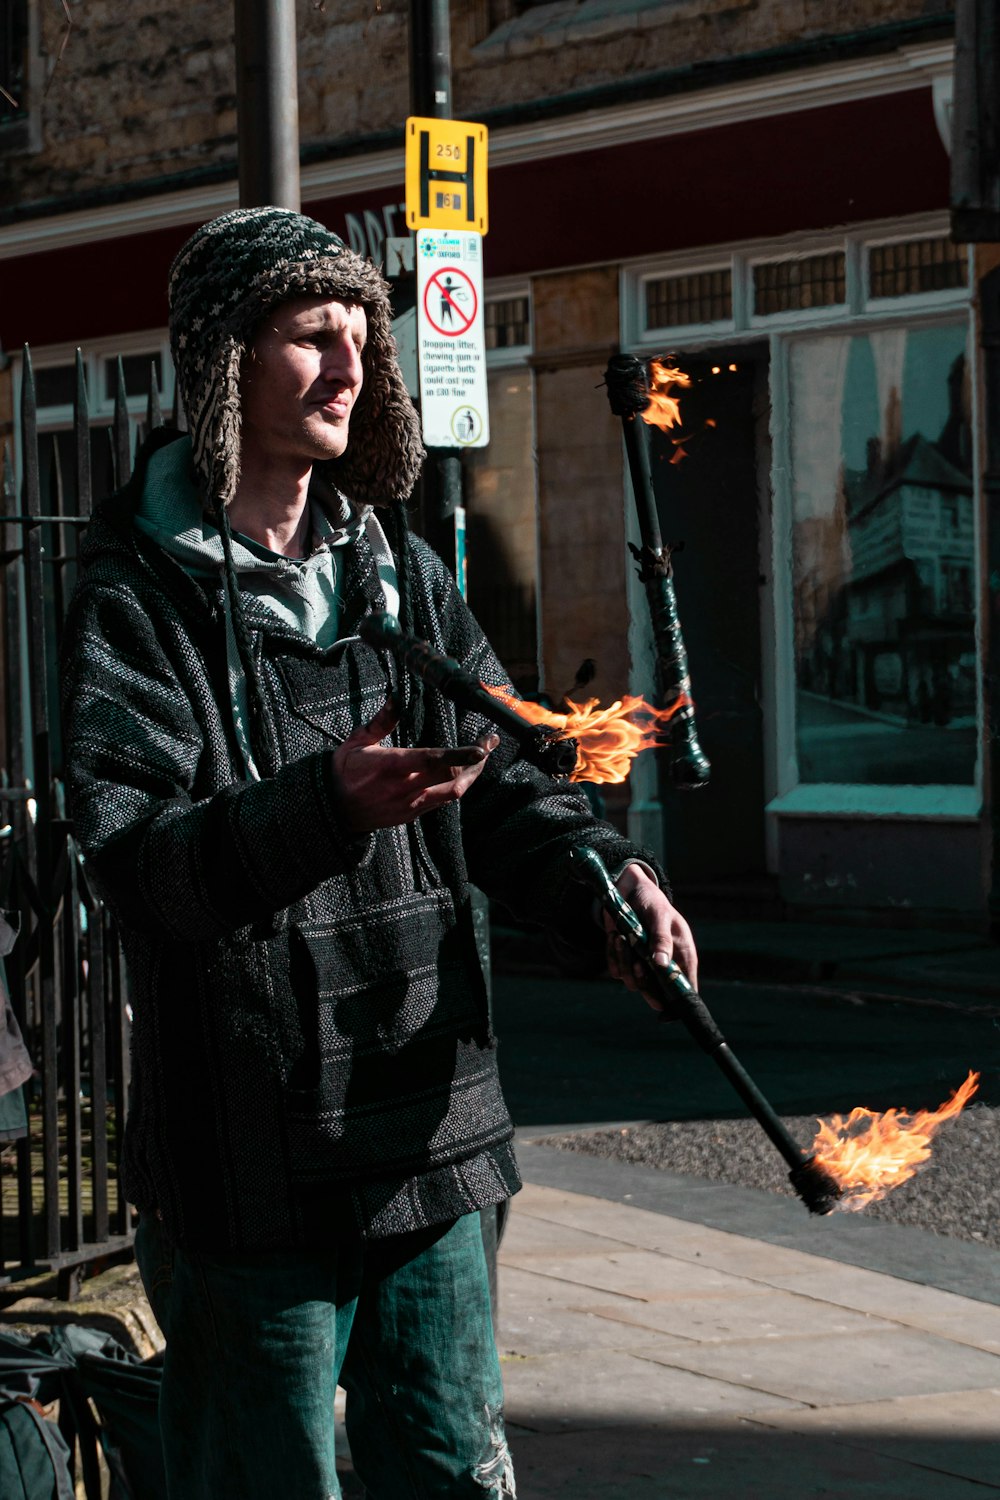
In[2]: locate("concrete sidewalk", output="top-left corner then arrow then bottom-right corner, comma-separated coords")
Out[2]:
691,916 -> 999,1000
498,1180 -> 1000,1499
494,909 -> 1000,1004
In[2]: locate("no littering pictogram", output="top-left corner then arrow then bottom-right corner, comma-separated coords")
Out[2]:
424,267 -> 478,337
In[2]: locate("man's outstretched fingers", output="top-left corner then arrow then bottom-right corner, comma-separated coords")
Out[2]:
340,699 -> 399,750
333,726 -> 500,832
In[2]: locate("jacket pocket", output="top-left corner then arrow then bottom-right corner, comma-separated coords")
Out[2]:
270,646 -> 388,746
278,889 -> 502,1182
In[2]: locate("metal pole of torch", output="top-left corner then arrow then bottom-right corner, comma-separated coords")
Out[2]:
359,612 -> 578,778
234,0 -> 301,210
604,356 -> 710,790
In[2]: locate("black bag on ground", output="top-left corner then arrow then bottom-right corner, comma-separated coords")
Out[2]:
0,1325 -> 165,1500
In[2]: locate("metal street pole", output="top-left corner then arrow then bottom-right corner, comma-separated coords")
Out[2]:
410,0 -> 454,119
409,0 -> 462,569
234,0 -> 301,211
408,0 -> 499,1292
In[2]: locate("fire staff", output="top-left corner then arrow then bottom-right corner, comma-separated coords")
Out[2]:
60,207 -> 697,1500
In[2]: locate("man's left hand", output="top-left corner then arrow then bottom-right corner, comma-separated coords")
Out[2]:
604,863 -> 698,1012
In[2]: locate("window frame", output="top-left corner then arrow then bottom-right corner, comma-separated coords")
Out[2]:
483,278 -> 533,369
0,0 -> 41,153
8,329 -> 175,496
622,214 -> 972,347
621,214 -> 983,827
767,304 -> 982,823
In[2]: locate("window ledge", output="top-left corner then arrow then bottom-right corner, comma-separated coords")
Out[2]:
767,784 -> 982,821
474,0 -> 680,56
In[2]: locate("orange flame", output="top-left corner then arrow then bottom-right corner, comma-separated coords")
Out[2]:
486,686 -> 688,784
640,360 -> 692,432
811,1070 -> 980,1211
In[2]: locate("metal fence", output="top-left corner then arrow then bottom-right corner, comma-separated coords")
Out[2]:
0,348 -> 168,1296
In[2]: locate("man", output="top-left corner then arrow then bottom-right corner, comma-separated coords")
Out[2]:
61,207 -> 696,1499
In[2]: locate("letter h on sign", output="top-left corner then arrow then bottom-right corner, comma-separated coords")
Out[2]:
405,117 -> 489,234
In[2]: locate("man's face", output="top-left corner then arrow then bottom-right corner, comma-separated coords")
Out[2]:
240,295 -> 367,469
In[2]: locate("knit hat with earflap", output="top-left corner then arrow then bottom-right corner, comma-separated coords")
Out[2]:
168,205 -> 425,511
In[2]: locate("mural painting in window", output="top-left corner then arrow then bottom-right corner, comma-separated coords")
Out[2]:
789,322 -> 975,786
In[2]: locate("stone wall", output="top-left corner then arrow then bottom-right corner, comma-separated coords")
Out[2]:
0,0 -> 411,208
532,266 -> 627,704
455,0 -> 948,115
0,0 -> 947,212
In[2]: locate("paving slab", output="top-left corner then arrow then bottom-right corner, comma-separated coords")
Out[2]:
510,1181 -> 714,1253
755,1260 -> 1000,1354
505,1421 -> 1000,1499
636,1326 -> 1000,1406
584,1287 -> 896,1344
500,1247 -> 772,1302
514,1142 -> 1000,1304
508,1193 -> 852,1286
748,1389 -> 1000,1490
499,1182 -> 1000,1496
499,1348 -> 804,1431
510,1191 -> 1000,1351
494,1209 -> 653,1260
499,1266 -> 693,1357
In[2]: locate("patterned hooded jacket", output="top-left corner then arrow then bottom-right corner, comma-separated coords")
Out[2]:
60,209 -> 659,1252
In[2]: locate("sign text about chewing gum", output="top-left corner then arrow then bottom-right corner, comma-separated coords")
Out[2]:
416,229 -> 490,449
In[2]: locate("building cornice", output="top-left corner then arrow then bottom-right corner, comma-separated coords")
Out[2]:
0,37 -> 954,260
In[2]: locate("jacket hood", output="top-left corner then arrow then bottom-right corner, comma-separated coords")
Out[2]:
134,434 -> 366,583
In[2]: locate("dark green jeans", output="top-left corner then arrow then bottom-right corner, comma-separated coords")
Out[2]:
134,1211 -> 514,1499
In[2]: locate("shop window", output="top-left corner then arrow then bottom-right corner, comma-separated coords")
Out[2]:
785,320 -> 976,789
485,296 -> 530,352
32,362 -> 78,407
0,0 -> 40,151
645,269 -> 732,330
753,253 -> 846,316
0,0 -> 27,124
868,236 -> 967,299
102,352 -> 166,405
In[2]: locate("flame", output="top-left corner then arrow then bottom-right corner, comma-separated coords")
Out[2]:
486,686 -> 688,784
640,360 -> 692,432
811,1070 -> 980,1211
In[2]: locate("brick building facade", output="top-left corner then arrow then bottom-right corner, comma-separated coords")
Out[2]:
3,2 -> 990,920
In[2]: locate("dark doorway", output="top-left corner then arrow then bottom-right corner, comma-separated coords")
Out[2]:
646,348 -> 769,889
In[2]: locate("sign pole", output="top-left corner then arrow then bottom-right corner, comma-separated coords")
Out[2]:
410,0 -> 454,120
408,0 -> 463,577
408,0 -> 500,1290
234,0 -> 301,211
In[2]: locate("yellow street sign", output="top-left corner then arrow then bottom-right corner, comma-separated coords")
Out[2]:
405,116 -> 488,235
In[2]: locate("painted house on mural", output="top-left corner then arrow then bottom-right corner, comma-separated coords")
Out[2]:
0,0 -> 988,919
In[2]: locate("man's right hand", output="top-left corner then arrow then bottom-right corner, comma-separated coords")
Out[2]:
332,701 -> 499,833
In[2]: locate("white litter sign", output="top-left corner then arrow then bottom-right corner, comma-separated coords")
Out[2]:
416,229 -> 490,448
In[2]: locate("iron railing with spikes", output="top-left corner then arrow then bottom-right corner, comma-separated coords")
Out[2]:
0,347 -> 175,1296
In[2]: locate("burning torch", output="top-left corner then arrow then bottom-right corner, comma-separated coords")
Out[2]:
359,621 -> 978,1215
358,612 -> 579,779
604,354 -> 710,790
570,845 -> 844,1215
